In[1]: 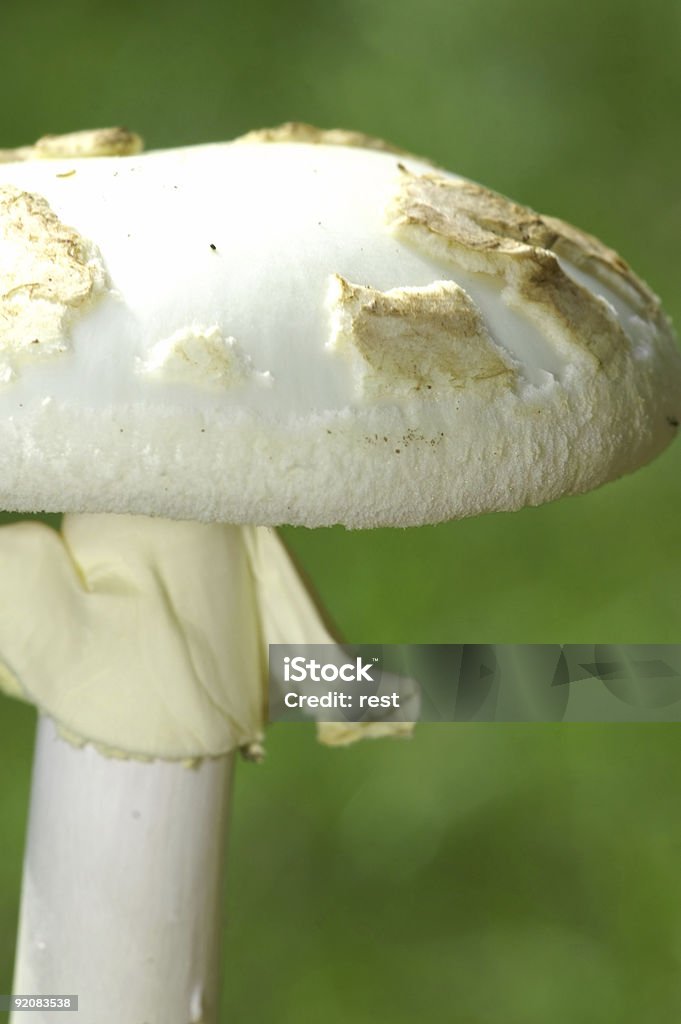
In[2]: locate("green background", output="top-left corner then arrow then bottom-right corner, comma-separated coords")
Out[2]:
1,0 -> 681,1019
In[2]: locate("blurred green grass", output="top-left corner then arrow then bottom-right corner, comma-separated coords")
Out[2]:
1,0 -> 681,1019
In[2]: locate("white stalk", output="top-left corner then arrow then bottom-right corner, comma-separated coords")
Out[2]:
0,514 -> 261,1022
11,716 -> 233,1024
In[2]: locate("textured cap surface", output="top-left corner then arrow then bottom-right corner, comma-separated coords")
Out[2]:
0,126 -> 679,527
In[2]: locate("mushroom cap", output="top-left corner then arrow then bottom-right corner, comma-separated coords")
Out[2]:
0,125 -> 679,527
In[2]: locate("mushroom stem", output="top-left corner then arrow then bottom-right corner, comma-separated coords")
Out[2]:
0,514 -> 259,1023
11,716 -> 234,1024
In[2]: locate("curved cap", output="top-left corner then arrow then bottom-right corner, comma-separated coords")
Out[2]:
0,124 -> 679,527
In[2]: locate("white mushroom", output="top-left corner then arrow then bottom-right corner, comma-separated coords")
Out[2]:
0,124 -> 679,1023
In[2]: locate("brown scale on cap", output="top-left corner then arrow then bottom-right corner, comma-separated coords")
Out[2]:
236,121 -> 435,164
0,127 -> 143,164
328,274 -> 516,397
0,186 -> 108,366
387,170 -> 657,373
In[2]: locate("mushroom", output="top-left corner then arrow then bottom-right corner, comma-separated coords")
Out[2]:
0,123 -> 679,1022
